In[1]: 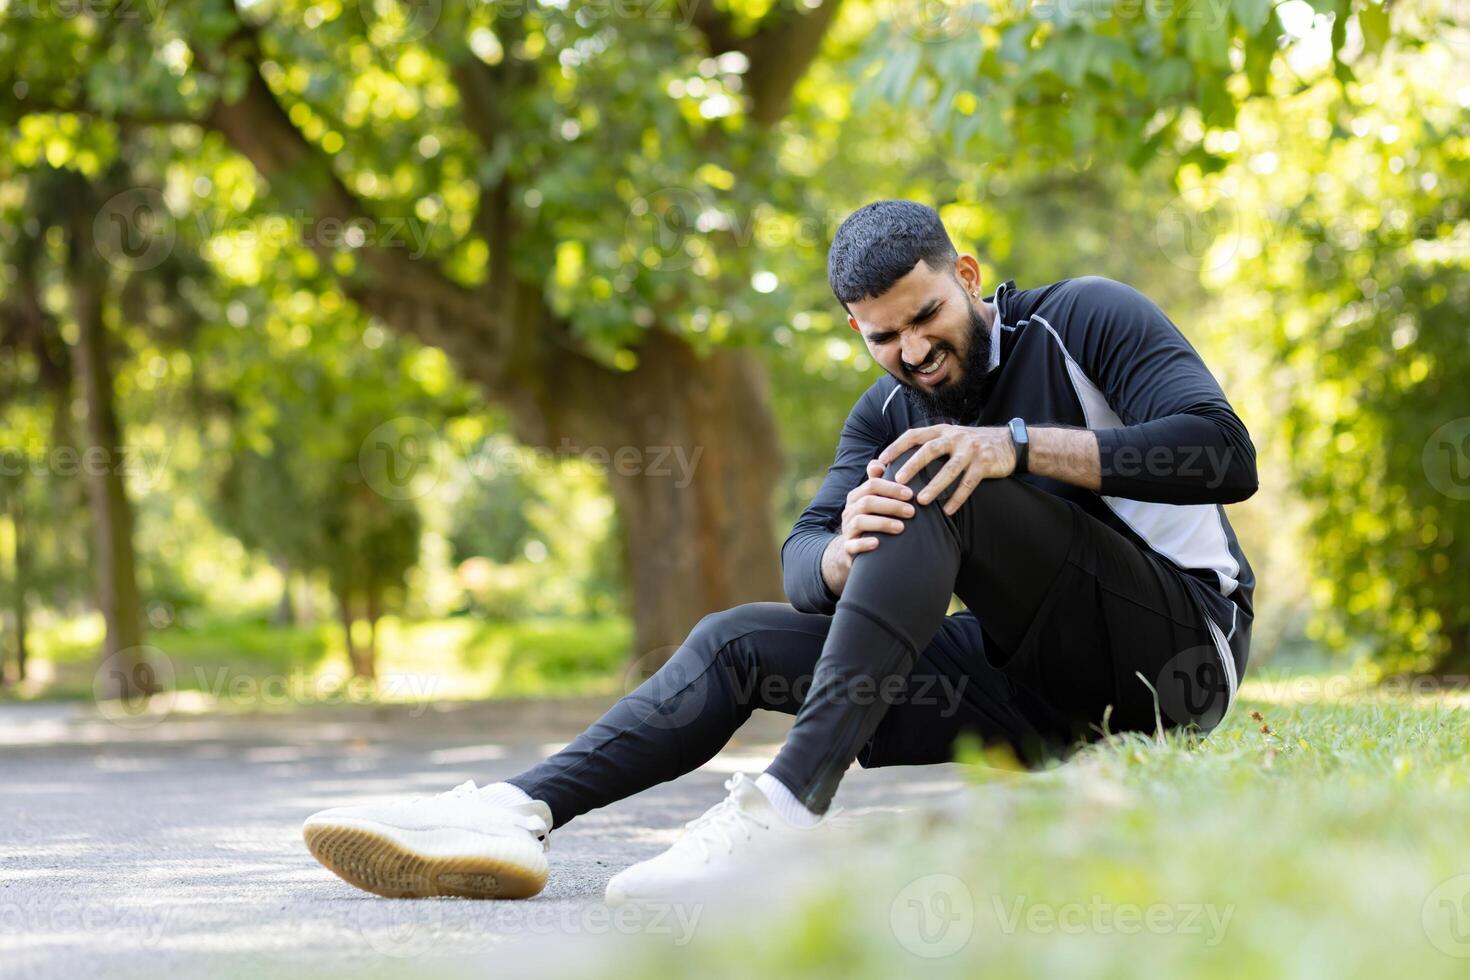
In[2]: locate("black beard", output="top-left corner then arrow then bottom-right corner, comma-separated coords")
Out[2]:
899,302 -> 993,425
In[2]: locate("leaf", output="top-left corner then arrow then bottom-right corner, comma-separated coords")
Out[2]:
1359,1 -> 1391,56
1232,0 -> 1274,35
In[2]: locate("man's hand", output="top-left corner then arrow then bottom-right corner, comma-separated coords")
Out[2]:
877,424 -> 1017,516
820,459 -> 916,596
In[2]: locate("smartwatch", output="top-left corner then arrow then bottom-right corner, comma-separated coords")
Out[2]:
1007,417 -> 1029,475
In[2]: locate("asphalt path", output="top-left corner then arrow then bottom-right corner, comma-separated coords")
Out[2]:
0,697 -> 974,979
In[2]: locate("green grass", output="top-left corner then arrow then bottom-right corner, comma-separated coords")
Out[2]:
599,670 -> 1470,979
5,612 -> 631,707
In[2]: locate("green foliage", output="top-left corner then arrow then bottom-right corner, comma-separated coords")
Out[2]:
7,610 -> 630,702
1203,46 -> 1470,669
862,0 -> 1423,173
604,671 -> 1470,976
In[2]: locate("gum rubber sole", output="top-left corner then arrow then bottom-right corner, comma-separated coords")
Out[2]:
304,822 -> 548,899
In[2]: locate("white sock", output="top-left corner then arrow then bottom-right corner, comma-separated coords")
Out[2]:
480,781 -> 534,807
755,771 -> 822,828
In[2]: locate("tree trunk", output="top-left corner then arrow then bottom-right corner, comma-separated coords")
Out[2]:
595,337 -> 786,664
364,586 -> 380,681
337,590 -> 375,680
337,590 -> 359,678
271,555 -> 296,627
188,26 -> 797,667
11,493 -> 29,683
68,205 -> 148,697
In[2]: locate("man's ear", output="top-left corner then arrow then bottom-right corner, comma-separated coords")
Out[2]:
848,315 -> 861,333
954,254 -> 983,299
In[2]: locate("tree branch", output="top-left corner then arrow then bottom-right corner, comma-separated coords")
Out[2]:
689,0 -> 846,127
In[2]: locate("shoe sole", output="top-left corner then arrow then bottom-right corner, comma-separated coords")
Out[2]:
303,819 -> 548,899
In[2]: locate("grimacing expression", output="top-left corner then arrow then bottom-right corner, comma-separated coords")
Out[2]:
846,256 -> 986,394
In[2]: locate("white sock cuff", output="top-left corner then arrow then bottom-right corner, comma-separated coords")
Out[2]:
480,781 -> 534,807
755,771 -> 822,828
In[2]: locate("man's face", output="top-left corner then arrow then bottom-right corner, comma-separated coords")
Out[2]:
846,256 -> 993,421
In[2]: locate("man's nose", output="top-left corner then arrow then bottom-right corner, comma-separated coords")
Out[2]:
900,334 -> 933,369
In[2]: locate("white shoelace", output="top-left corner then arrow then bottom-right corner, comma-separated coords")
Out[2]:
413,780 -> 550,841
676,776 -> 770,863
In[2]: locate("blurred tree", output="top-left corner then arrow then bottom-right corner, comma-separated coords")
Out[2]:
867,0 -> 1425,175
0,165 -> 159,695
0,0 -> 849,659
1198,41 -> 1470,671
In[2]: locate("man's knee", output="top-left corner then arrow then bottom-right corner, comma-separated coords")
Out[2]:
687,602 -> 792,656
881,446 -> 1015,515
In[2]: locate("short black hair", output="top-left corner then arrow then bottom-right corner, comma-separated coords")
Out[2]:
827,200 -> 958,308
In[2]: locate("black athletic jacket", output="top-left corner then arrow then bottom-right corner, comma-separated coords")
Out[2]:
782,276 -> 1257,689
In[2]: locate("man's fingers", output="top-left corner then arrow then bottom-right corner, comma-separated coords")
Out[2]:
847,477 -> 913,504
847,513 -> 905,536
894,439 -> 951,486
845,536 -> 880,555
877,426 -> 936,465
856,494 -> 915,518
866,458 -> 885,479
941,468 -> 985,516
916,456 -> 968,506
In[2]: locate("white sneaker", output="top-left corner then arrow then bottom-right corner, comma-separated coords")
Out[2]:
303,780 -> 552,899
604,772 -> 829,906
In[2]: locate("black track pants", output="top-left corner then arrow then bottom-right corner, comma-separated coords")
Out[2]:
510,450 -> 1236,825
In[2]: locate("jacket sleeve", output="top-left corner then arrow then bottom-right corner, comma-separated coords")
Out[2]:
781,383 -> 894,614
1051,277 -> 1258,505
